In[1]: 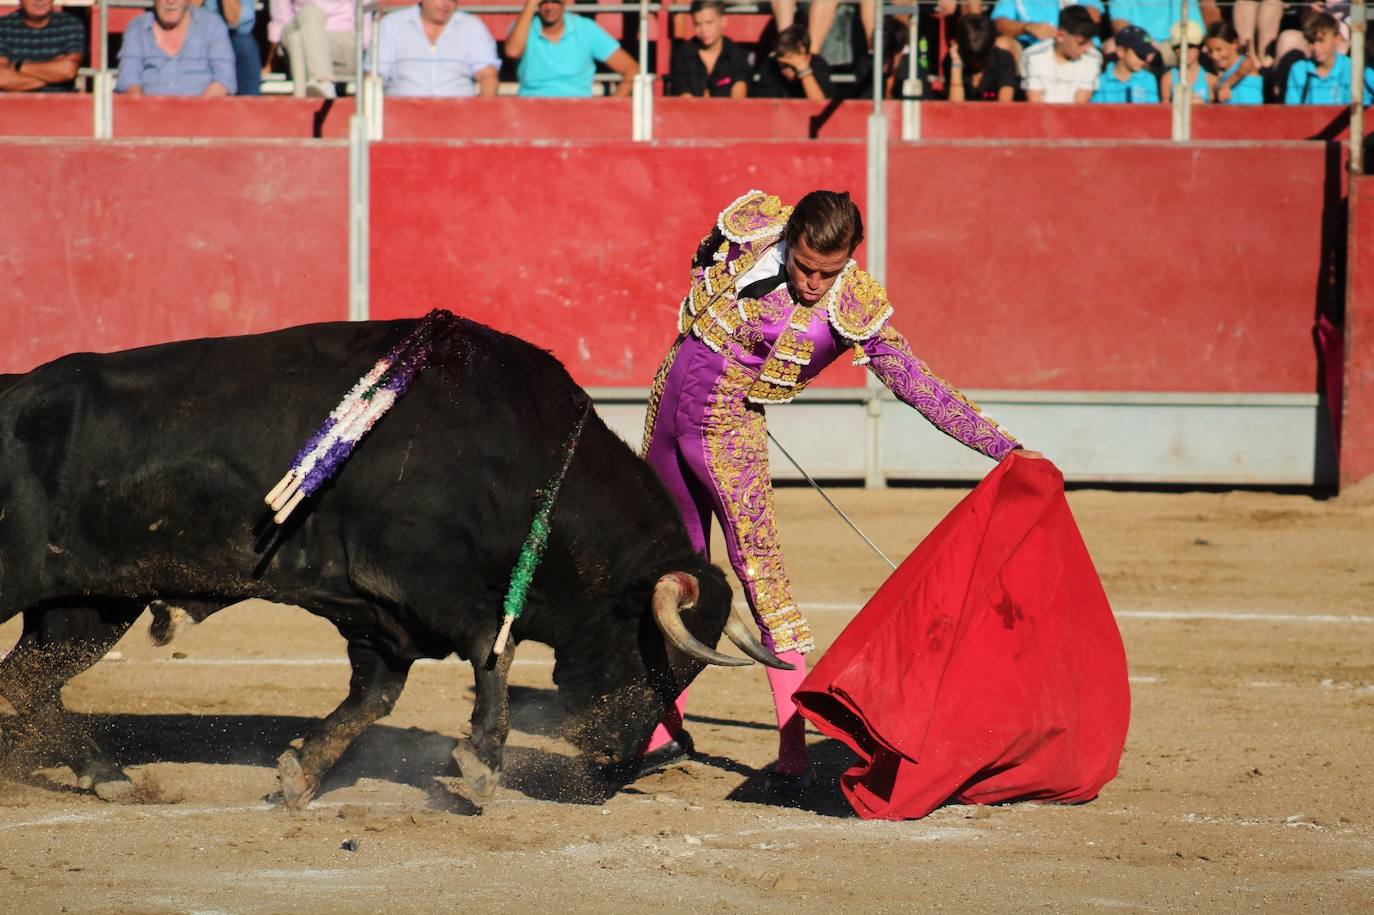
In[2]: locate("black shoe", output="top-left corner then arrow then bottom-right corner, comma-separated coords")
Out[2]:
636,732 -> 695,778
763,765 -> 816,797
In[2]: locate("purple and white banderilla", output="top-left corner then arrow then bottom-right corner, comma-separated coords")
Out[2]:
264,310 -> 453,525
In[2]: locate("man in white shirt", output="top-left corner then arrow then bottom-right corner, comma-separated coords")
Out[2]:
371,0 -> 499,97
1020,4 -> 1101,103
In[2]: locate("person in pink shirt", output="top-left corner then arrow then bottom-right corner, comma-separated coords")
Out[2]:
269,0 -> 358,97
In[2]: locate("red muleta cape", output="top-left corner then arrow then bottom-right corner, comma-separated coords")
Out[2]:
793,453 -> 1130,820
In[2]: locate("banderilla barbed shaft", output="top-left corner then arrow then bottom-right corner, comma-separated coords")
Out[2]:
767,429 -> 898,571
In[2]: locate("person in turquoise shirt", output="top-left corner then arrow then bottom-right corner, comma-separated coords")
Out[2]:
506,0 -> 638,97
1205,21 -> 1263,105
1093,24 -> 1159,103
1110,0 -> 1205,67
1285,12 -> 1374,105
1162,19 -> 1209,104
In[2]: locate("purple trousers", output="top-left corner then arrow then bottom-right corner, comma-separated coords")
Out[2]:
641,336 -> 811,770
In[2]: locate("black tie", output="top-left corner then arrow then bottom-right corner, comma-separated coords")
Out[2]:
736,262 -> 789,301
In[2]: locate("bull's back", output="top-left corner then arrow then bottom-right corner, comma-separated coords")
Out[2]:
0,318 -> 596,577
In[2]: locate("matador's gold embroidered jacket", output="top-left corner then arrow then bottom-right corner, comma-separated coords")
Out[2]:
676,189 -> 1020,458
643,190 -> 1020,654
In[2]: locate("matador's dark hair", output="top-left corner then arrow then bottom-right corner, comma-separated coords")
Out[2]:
784,190 -> 865,255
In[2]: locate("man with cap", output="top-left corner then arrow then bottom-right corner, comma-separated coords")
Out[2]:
1109,0 -> 1212,68
1092,24 -> 1159,103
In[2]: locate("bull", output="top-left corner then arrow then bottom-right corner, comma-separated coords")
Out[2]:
0,317 -> 786,806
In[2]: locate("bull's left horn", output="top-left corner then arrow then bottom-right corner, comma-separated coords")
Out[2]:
723,604 -> 795,670
652,573 -> 751,668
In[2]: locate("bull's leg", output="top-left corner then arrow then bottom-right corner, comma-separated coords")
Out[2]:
0,604 -> 141,800
450,640 -> 514,805
276,638 -> 412,809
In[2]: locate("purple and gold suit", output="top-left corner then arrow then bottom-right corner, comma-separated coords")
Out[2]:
642,190 -> 1020,655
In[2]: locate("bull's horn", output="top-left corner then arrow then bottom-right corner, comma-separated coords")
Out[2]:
723,604 -> 795,670
652,573 -> 751,668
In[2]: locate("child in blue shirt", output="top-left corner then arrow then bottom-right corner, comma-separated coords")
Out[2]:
1205,21 -> 1263,105
1093,24 -> 1159,103
1285,12 -> 1374,105
1161,19 -> 1209,104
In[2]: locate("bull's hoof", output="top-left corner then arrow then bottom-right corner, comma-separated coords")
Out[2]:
147,602 -> 191,647
276,749 -> 317,810
75,759 -> 134,802
450,739 -> 500,806
91,775 -> 136,802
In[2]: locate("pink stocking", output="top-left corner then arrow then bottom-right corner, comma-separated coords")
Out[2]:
768,650 -> 810,774
643,689 -> 689,753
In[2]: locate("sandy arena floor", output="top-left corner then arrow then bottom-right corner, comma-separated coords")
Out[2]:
2,481 -> 1372,912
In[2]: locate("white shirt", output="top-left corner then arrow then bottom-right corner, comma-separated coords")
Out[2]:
1020,39 -> 1101,103
370,7 -> 499,98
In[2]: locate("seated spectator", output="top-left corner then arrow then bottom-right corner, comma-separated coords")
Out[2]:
946,13 -> 1016,102
0,0 -> 83,93
1285,11 -> 1374,104
507,0 -> 639,97
117,0 -> 236,96
370,0 -> 498,97
1205,20 -> 1263,105
992,0 -> 1102,65
668,0 -> 749,97
1092,24 -> 1158,103
1020,5 -> 1101,103
201,0 -> 261,95
269,0 -> 357,99
751,24 -> 832,99
1161,20 -> 1209,103
1110,0 -> 1210,68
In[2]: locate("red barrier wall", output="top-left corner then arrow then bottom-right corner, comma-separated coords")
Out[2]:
0,140 -> 347,373
369,139 -> 1332,394
369,140 -> 870,387
0,137 -> 1336,409
2,97 -> 1365,143
885,140 -> 1330,393
1342,176 -> 1374,489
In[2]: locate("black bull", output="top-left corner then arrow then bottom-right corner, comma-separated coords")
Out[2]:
0,318 -> 783,806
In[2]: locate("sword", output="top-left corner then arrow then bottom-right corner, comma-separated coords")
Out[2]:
767,429 -> 898,571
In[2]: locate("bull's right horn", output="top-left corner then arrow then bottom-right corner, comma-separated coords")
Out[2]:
652,572 -> 751,668
723,604 -> 795,670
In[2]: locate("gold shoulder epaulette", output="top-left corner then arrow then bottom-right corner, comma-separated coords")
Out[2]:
717,189 -> 792,245
826,268 -> 894,343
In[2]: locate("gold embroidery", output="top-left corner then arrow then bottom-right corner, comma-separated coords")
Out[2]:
702,363 -> 813,653
759,356 -> 802,387
745,379 -> 813,404
717,189 -> 792,244
773,329 -> 815,365
827,268 -> 894,342
641,337 -> 683,458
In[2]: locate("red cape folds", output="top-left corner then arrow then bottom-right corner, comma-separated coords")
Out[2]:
793,453 -> 1130,820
